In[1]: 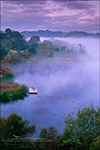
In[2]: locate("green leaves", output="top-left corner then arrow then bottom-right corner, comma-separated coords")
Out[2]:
64,106 -> 100,139
0,85 -> 28,102
90,135 -> 100,150
59,106 -> 100,150
0,113 -> 36,140
0,28 -> 28,57
40,126 -> 58,141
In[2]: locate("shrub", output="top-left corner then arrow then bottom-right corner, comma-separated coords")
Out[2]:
3,70 -> 14,78
1,66 -> 14,79
0,85 -> 28,102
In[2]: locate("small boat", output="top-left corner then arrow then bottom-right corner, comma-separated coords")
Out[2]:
29,87 -> 37,94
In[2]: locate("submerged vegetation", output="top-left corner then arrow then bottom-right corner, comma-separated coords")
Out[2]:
0,106 -> 100,150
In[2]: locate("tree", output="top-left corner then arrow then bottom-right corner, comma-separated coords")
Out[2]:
54,48 -> 59,52
60,46 -> 66,52
58,137 -> 82,150
1,28 -> 28,53
37,40 -> 53,56
0,113 -> 36,140
28,47 -> 36,54
40,126 -> 58,141
5,28 -> 12,35
4,50 -> 21,63
0,46 -> 8,59
90,135 -> 100,150
59,106 -> 100,150
28,36 -> 40,45
1,39 -> 13,51
4,54 -> 13,63
30,43 -> 38,49
10,31 -> 28,51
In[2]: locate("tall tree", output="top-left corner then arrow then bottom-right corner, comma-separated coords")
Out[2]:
0,113 -> 36,140
58,106 -> 100,150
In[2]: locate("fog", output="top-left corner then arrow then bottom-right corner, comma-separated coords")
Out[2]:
27,36 -> 99,57
1,37 -> 99,136
41,37 -> 99,57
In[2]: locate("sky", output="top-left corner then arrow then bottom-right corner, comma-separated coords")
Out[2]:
0,0 -> 100,33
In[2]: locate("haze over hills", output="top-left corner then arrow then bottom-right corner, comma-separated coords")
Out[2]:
21,30 -> 100,38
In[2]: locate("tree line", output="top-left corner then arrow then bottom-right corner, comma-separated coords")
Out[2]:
0,28 -> 87,63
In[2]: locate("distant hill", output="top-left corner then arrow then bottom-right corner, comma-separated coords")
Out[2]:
21,30 -> 100,38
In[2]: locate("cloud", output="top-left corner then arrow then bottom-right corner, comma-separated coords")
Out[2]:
1,0 -> 99,32
66,1 -> 93,10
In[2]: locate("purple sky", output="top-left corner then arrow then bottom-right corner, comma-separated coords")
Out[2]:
1,0 -> 100,33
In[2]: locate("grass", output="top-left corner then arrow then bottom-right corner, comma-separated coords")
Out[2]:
0,85 -> 28,102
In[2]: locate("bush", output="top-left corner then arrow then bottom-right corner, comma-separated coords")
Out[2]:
58,137 -> 82,150
0,85 -> 28,102
3,70 -> 14,78
1,66 -> 14,79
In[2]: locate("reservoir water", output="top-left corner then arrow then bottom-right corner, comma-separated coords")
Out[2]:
1,37 -> 99,136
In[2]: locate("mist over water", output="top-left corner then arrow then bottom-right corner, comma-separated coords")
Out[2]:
1,37 -> 99,136
27,36 -> 99,57
41,37 -> 99,57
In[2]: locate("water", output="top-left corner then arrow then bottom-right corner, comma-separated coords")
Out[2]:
1,37 -> 99,137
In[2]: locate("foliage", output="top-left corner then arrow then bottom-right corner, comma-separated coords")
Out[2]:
40,126 -> 58,142
60,46 -> 66,52
4,50 -> 21,63
0,46 -> 8,59
0,113 -> 36,140
30,43 -> 38,49
0,106 -> 99,149
54,48 -> 59,52
40,126 -> 60,150
90,135 -> 100,150
58,137 -> 82,150
0,66 -> 28,103
28,47 -> 36,54
0,85 -> 28,102
3,70 -> 14,78
1,66 -> 14,79
28,36 -> 40,45
28,43 -> 38,54
21,51 -> 30,58
58,106 -> 100,150
3,54 -> 13,63
37,40 -> 53,56
0,28 -> 88,63
0,28 -> 28,56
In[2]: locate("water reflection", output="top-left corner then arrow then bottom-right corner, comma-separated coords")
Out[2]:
1,57 -> 99,136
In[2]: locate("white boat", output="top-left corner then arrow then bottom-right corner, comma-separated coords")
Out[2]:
29,87 -> 37,94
